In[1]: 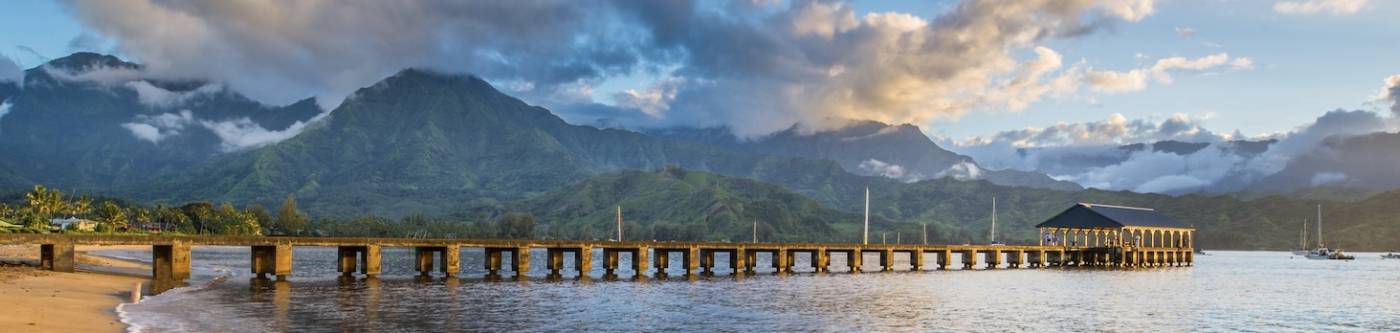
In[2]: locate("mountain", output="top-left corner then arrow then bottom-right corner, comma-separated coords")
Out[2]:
1250,131 -> 1400,193
141,69 -> 882,217
648,122 -> 1081,191
0,53 -> 322,192
465,168 -> 876,242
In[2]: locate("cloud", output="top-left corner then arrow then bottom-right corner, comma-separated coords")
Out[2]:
934,161 -> 983,181
0,55 -> 22,84
1273,0 -> 1368,15
63,0 -> 1164,137
0,101 -> 12,124
1381,74 -> 1400,115
957,113 -> 1223,149
41,63 -> 144,86
1082,53 -> 1252,93
1174,26 -> 1196,38
123,80 -> 223,108
1244,109 -> 1392,176
858,159 -> 924,183
199,113 -> 327,152
121,110 -> 195,143
1310,172 -> 1347,186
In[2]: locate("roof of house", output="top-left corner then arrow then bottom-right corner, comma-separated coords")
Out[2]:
1034,203 -> 1192,229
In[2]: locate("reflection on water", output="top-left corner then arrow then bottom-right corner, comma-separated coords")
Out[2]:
108,247 -> 1400,332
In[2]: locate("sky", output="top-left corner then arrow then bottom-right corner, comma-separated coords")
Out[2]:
2,0 -> 1398,193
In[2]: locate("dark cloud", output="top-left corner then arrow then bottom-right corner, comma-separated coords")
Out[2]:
62,0 -> 1157,133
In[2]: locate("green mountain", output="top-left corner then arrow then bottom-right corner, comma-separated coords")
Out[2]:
465,168 -> 879,243
140,69 -> 872,217
649,122 -> 1081,191
468,167 -> 1400,251
0,53 -> 321,192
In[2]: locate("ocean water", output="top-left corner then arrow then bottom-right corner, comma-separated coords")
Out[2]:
97,247 -> 1400,332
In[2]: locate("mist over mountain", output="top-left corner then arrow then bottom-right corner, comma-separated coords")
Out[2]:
0,53 -> 322,192
648,122 -> 1081,191
1250,131 -> 1400,193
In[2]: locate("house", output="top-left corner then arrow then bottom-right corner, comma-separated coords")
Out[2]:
1035,203 -> 1195,249
50,217 -> 98,232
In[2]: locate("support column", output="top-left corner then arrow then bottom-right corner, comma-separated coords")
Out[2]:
938,249 -> 952,270
1008,250 -> 1024,268
985,249 -> 1002,269
961,250 -> 976,270
684,247 -> 699,275
700,249 -> 715,275
547,249 -> 565,276
879,249 -> 894,272
442,245 -> 460,277
336,246 -> 359,276
774,248 -> 789,273
911,250 -> 925,271
631,247 -> 648,277
604,249 -> 620,276
252,244 -> 292,280
814,249 -> 829,272
40,242 -> 75,273
849,249 -> 863,272
485,248 -> 504,276
731,248 -> 745,275
510,247 -> 528,277
1036,250 -> 1048,268
362,245 -> 381,277
153,242 -> 191,282
413,247 -> 436,276
576,246 -> 593,277
653,250 -> 669,275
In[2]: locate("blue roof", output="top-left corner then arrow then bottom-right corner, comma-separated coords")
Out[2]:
1035,203 -> 1191,229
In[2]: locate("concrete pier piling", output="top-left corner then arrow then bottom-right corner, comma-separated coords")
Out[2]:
251,244 -> 292,280
336,245 -> 381,277
153,241 -> 191,282
39,242 -> 75,273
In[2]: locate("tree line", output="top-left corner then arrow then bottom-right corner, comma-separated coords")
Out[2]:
0,185 -> 309,236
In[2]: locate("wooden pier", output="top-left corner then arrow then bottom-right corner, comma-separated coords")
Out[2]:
1,234 -> 1193,285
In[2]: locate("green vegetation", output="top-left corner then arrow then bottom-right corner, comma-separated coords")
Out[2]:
0,185 -> 263,235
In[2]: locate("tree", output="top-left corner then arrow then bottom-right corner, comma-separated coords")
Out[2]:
24,185 -> 66,219
97,201 -> 128,232
277,194 -> 308,235
247,204 -> 274,235
500,212 -> 536,239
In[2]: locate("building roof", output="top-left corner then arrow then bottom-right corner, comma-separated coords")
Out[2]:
1034,203 -> 1192,229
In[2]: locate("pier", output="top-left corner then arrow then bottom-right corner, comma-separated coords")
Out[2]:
0,203 -> 1195,287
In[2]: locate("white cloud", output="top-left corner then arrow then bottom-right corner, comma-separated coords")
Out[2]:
121,110 -> 195,143
1274,0 -> 1368,15
199,113 -> 327,152
956,113 -> 1222,149
123,80 -> 223,108
1083,53 -> 1252,93
858,159 -> 925,183
41,64 -> 144,86
934,161 -> 983,181
0,101 -> 12,124
1310,172 -> 1348,186
1380,74 -> 1400,115
1174,26 -> 1196,38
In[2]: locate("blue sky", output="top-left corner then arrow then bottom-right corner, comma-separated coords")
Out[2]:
2,0 -> 1397,142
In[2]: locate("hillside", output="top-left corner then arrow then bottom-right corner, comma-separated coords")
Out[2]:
650,122 -> 1081,191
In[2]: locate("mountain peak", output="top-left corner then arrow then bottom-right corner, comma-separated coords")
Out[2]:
43,52 -> 140,72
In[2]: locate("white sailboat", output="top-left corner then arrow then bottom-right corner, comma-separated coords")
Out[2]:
1291,219 -> 1309,256
1304,205 -> 1353,260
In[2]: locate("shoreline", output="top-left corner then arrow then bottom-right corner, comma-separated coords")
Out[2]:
0,245 -> 152,333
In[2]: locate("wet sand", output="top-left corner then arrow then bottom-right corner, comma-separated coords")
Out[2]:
0,245 -> 151,333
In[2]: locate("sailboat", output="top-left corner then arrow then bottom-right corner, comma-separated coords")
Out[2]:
989,197 -> 1003,246
1304,205 -> 1354,260
1291,219 -> 1309,256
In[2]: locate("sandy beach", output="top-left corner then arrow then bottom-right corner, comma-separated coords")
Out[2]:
0,245 -> 152,333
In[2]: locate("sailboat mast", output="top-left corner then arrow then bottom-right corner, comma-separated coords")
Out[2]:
616,205 -> 623,242
753,221 -> 757,243
863,187 -> 870,245
1317,204 -> 1323,248
1300,219 -> 1307,250
990,197 -> 997,243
